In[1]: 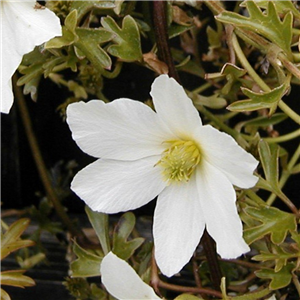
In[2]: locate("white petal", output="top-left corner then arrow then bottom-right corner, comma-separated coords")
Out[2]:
153,175 -> 205,277
150,75 -> 202,137
101,252 -> 161,300
66,99 -> 175,160
196,161 -> 250,259
71,156 -> 167,213
194,125 -> 258,188
1,0 -> 62,113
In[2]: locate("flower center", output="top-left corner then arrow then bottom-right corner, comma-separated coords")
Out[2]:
157,140 -> 201,183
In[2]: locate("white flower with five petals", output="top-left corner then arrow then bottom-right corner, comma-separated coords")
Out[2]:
101,252 -> 161,300
1,0 -> 62,113
66,74 -> 258,277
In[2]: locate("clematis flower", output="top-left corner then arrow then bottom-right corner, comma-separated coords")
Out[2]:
100,252 -> 161,300
1,0 -> 62,114
67,74 -> 258,277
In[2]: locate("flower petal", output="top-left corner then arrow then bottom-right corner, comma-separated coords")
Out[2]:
153,175 -> 205,277
66,99 -> 175,160
196,161 -> 250,259
1,0 -> 62,113
194,125 -> 258,188
150,75 -> 202,137
101,252 -> 161,300
71,156 -> 166,213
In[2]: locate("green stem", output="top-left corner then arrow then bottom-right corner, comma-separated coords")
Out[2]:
263,129 -> 300,143
13,74 -> 89,245
278,101 -> 300,125
267,143 -> 300,206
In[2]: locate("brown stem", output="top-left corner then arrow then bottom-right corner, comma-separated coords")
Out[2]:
152,1 -> 180,82
201,230 -> 223,291
13,74 -> 90,246
150,251 -> 223,298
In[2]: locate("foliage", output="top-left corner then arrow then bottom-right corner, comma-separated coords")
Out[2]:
2,0 -> 300,299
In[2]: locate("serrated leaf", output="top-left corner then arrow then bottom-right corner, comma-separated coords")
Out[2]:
1,219 -> 35,260
70,242 -> 103,278
70,1 -> 116,21
258,140 -> 280,188
85,206 -> 111,255
228,84 -> 287,115
192,93 -> 227,109
241,0 -> 300,20
45,10 -> 78,49
253,245 -> 296,272
75,28 -> 113,71
101,15 -> 142,62
112,212 -> 144,260
0,270 -> 35,288
255,263 -> 294,290
236,113 -> 287,132
244,206 -> 297,245
217,1 -> 293,55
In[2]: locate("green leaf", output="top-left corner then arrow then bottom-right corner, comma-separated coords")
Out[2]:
45,10 -> 78,49
252,245 -> 296,272
85,206 -> 111,255
244,206 -> 297,245
0,270 -> 35,288
101,15 -> 143,62
241,0 -> 300,21
75,28 -> 113,71
1,219 -> 35,260
255,263 -> 294,290
70,242 -> 103,278
112,212 -> 144,260
70,1 -> 116,21
258,140 -> 280,189
216,1 -> 293,55
192,93 -> 227,109
235,113 -> 287,132
228,84 -> 287,115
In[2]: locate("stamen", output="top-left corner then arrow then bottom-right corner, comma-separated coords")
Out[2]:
157,140 -> 201,183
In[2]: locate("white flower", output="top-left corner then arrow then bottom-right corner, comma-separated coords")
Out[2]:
1,0 -> 62,114
100,252 -> 161,300
66,74 -> 258,277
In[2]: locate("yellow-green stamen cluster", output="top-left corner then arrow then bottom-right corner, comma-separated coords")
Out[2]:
158,140 -> 201,183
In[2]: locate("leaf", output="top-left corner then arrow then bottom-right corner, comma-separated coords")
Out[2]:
70,242 -> 103,278
85,206 -> 111,255
0,270 -> 35,288
70,1 -> 116,21
255,263 -> 294,290
112,212 -> 144,261
252,245 -> 296,272
101,15 -> 143,62
228,84 -> 287,115
45,10 -> 78,49
192,93 -> 227,109
235,113 -> 287,132
74,28 -> 113,71
241,0 -> 300,20
1,219 -> 35,260
244,206 -> 297,245
216,1 -> 293,55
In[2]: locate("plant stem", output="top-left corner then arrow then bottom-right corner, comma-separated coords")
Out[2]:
150,251 -> 223,298
263,129 -> 300,143
13,74 -> 90,245
152,0 -> 180,82
267,143 -> 300,206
